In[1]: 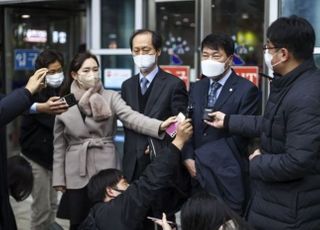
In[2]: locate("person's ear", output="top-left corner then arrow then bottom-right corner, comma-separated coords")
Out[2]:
227,55 -> 233,66
71,71 -> 78,80
156,49 -> 161,57
279,48 -> 289,62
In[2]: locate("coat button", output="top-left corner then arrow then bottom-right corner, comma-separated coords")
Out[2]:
203,133 -> 207,136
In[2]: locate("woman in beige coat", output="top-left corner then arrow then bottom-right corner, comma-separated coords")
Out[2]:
52,52 -> 174,229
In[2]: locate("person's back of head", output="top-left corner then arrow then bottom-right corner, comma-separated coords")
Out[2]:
267,15 -> 315,61
87,168 -> 123,204
7,155 -> 33,202
181,192 -> 251,230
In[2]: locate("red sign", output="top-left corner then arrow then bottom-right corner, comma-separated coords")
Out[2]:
233,66 -> 259,87
160,65 -> 190,90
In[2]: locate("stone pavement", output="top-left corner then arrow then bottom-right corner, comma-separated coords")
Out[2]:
10,195 -> 69,230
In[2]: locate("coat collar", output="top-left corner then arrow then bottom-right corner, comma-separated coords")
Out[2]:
271,58 -> 316,90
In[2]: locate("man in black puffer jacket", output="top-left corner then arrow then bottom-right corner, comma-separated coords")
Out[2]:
206,15 -> 320,229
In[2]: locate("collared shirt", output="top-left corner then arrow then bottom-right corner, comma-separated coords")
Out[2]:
208,68 -> 232,98
29,103 -> 38,114
139,66 -> 159,90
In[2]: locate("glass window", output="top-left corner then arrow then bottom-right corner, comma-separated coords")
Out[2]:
101,1 -> 135,49
211,0 -> 265,67
314,54 -> 320,68
281,0 -> 320,47
156,1 -> 195,67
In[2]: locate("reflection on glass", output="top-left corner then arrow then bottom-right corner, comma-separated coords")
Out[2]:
156,1 -> 195,67
281,0 -> 320,47
211,0 -> 264,67
101,1 -> 134,49
314,54 -> 320,69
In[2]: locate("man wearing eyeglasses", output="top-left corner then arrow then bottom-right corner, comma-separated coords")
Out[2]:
206,15 -> 320,229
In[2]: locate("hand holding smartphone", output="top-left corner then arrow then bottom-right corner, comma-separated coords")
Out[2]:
165,112 -> 186,138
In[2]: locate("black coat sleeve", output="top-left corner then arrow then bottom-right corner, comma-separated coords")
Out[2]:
97,144 -> 181,229
0,88 -> 33,127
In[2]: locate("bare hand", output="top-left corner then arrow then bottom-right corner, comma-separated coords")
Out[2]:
249,148 -> 261,161
204,111 -> 226,129
172,119 -> 193,150
144,145 -> 150,155
37,96 -> 69,114
184,159 -> 197,177
54,186 -> 66,193
160,116 -> 177,131
154,213 -> 173,230
25,68 -> 48,94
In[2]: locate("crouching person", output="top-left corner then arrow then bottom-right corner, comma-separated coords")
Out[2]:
80,119 -> 192,230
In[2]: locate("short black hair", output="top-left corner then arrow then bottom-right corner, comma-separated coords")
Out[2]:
267,15 -> 315,61
181,192 -> 252,230
129,29 -> 162,52
87,168 -> 123,204
201,33 -> 234,56
35,49 -> 64,70
7,155 -> 33,202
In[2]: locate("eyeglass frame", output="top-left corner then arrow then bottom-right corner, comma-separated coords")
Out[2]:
262,44 -> 279,50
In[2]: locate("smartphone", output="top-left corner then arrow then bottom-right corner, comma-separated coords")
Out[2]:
186,104 -> 194,119
203,107 -> 214,121
165,112 -> 185,138
60,93 -> 77,107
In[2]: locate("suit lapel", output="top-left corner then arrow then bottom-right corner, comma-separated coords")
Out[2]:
214,71 -> 238,111
198,78 -> 210,132
144,69 -> 167,115
199,77 -> 210,113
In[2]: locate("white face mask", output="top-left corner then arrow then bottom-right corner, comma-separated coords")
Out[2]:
133,55 -> 156,71
264,51 -> 282,71
76,72 -> 100,89
201,59 -> 227,79
46,72 -> 64,88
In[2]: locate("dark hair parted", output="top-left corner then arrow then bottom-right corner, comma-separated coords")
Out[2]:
267,15 -> 315,61
201,33 -> 235,56
35,49 -> 64,70
129,29 -> 162,52
181,192 -> 252,230
59,52 -> 99,96
87,168 -> 123,204
7,155 -> 33,202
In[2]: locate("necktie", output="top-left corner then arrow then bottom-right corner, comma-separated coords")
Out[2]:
140,78 -> 149,95
207,82 -> 221,107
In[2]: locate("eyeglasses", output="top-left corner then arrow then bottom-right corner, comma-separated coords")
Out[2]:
262,44 -> 279,50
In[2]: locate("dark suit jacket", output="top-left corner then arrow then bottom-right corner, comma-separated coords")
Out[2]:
0,88 -> 33,230
121,68 -> 188,181
183,70 -> 259,213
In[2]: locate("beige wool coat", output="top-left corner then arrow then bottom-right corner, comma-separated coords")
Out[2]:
52,90 -> 163,189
